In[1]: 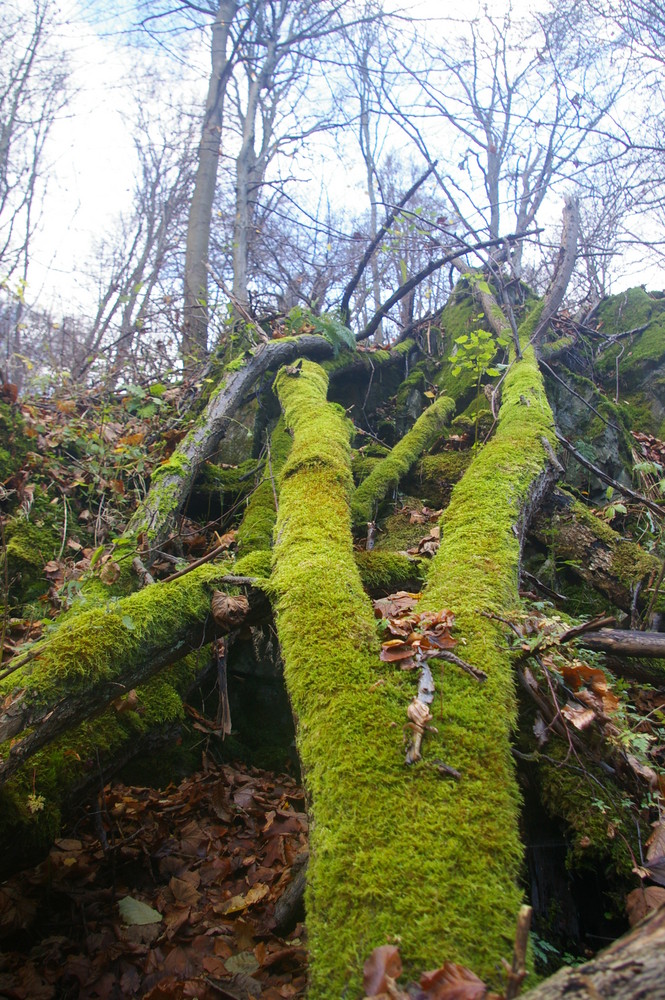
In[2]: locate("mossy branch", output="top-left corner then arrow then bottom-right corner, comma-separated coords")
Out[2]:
127,335 -> 333,548
0,565 -> 268,783
350,394 -> 455,526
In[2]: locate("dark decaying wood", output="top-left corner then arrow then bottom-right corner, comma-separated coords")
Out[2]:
577,627 -> 665,659
522,905 -> 665,1000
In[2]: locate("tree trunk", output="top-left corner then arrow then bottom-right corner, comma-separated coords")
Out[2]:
577,627 -> 665,658
522,905 -> 665,1000
182,0 -> 236,363
268,318 -> 561,995
127,334 -> 333,549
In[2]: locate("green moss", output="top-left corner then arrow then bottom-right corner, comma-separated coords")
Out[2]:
0,401 -> 27,482
538,737 -> 641,885
0,560 -> 235,724
2,498 -> 61,603
236,420 -> 292,557
418,307 -> 557,982
373,506 -> 430,551
233,549 -> 273,579
272,359 -> 524,997
351,453 -> 382,485
0,649 -> 207,874
351,395 -> 455,525
395,365 -> 427,408
354,550 -> 426,593
409,450 -> 472,507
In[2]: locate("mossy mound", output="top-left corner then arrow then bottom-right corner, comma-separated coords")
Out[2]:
2,496 -> 61,604
407,450 -> 472,507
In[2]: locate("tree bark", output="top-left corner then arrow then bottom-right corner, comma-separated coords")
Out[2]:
127,334 -> 333,549
522,905 -> 665,1000
576,627 -> 665,659
183,0 -> 236,363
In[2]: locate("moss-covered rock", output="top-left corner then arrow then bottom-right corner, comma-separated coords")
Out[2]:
407,450 -> 472,507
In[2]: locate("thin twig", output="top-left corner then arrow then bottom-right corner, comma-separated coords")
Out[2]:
430,649 -> 487,682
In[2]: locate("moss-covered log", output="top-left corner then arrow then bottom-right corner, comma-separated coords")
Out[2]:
531,488 -> 662,614
127,335 -> 334,548
0,566 -> 268,782
236,418 -> 292,556
413,309 -> 562,981
350,393 -> 455,525
0,651 -> 209,879
270,358 -> 542,997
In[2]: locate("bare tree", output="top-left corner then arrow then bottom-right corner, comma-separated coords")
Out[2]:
0,0 -> 69,386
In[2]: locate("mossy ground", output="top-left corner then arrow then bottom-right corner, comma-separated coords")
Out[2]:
271,360 -> 532,997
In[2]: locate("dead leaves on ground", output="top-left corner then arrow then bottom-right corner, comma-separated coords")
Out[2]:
362,944 -> 499,1000
0,761 -> 308,1000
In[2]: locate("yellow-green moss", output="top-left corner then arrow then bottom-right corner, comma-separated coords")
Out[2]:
236,419 -> 292,557
0,560 -> 235,724
418,308 -> 556,981
0,401 -> 27,483
351,395 -> 455,526
354,550 -> 426,593
3,499 -> 61,603
271,360 -> 527,997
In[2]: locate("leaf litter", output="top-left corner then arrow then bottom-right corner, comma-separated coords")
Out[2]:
0,760 -> 309,1000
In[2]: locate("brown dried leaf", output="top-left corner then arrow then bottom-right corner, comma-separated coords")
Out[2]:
647,820 -> 665,863
419,961 -> 487,999
626,886 -> 665,926
380,642 -> 416,662
373,592 -> 422,619
626,753 -> 658,789
363,944 -> 402,996
212,592 -> 250,629
561,702 -> 596,730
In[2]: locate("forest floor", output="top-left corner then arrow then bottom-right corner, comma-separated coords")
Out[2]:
0,759 -> 309,1000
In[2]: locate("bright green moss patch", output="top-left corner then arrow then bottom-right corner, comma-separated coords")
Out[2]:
0,401 -> 27,482
420,319 -> 557,982
351,395 -> 455,525
354,550 -> 426,593
0,561 -> 235,722
272,360 -> 527,997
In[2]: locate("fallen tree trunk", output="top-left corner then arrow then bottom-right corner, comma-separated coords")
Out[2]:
530,488 -> 663,614
350,392 -> 455,526
0,568 -> 268,783
577,627 -> 665,658
523,904 -> 665,1000
127,335 -> 334,549
0,652 -> 211,879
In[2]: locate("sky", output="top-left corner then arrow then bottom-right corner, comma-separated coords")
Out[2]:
23,0 -> 661,322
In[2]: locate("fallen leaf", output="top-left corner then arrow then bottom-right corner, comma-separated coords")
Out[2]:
212,592 -> 250,629
626,886 -> 665,926
419,961 -> 487,999
647,820 -> 665,863
118,896 -> 163,926
561,702 -> 596,730
223,882 -> 269,914
363,944 -> 402,996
